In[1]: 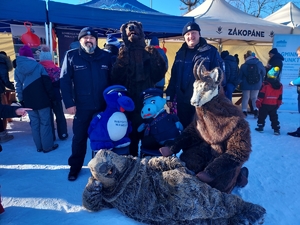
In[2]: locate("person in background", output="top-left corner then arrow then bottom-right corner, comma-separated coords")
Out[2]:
103,34 -> 121,63
0,51 -> 15,143
165,21 -> 223,128
14,45 -> 58,153
149,36 -> 169,91
221,50 -> 239,101
287,46 -> 300,137
239,50 -> 265,118
234,53 -> 240,66
39,45 -> 68,141
265,48 -> 284,81
60,27 -> 113,181
255,67 -> 282,135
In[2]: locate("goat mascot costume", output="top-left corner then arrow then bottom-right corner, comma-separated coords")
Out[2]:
160,59 -> 251,194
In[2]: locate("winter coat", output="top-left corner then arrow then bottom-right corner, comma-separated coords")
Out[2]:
83,150 -> 266,225
166,38 -> 223,105
60,46 -> 112,111
266,52 -> 284,80
223,54 -> 239,86
14,56 -> 55,110
291,74 -> 300,94
168,94 -> 251,193
40,60 -> 62,101
257,78 -> 283,107
0,54 -> 14,94
239,56 -> 266,90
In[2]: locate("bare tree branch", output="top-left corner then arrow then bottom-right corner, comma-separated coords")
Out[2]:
180,0 -> 300,18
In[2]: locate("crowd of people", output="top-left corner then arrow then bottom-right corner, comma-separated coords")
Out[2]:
0,21 -> 299,190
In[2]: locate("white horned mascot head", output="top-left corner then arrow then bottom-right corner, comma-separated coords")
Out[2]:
190,59 -> 223,107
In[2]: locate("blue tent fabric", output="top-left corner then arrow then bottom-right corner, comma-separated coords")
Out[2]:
81,0 -> 165,15
47,1 -> 193,38
0,0 -> 47,32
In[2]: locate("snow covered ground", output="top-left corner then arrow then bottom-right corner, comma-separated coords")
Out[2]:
1,110 -> 300,225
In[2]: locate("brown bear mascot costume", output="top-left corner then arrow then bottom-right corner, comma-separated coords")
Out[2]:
111,21 -> 167,157
160,59 -> 251,194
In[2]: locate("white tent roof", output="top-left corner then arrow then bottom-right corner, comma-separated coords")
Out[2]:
264,2 -> 300,34
184,0 -> 292,43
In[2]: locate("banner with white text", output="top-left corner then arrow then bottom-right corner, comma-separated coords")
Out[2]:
273,34 -> 300,111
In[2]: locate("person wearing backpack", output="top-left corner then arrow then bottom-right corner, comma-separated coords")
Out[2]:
239,50 -> 266,118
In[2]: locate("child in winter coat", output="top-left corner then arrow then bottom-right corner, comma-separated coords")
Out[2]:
39,46 -> 68,141
255,67 -> 283,135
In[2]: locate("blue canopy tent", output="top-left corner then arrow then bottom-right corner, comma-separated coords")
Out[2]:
47,0 -> 193,38
0,0 -> 47,32
47,0 -> 193,64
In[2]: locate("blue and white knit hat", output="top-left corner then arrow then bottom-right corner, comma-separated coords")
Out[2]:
106,34 -> 121,48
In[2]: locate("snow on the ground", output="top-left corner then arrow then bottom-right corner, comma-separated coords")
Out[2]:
1,110 -> 300,225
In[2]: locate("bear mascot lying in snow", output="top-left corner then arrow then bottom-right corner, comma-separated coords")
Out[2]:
82,150 -> 266,225
111,21 -> 167,157
160,59 -> 251,194
138,87 -> 183,151
88,85 -> 135,152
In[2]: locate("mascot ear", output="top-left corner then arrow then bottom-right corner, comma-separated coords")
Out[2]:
137,21 -> 143,29
120,23 -> 127,33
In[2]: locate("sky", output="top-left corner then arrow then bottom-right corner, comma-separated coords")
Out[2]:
1,106 -> 300,224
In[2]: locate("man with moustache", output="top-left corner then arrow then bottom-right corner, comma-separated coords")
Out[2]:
60,27 -> 113,181
165,22 -> 223,128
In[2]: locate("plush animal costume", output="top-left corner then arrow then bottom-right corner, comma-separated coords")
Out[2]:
138,88 -> 183,150
111,21 -> 167,156
88,85 -> 135,151
160,59 -> 251,194
82,150 -> 266,225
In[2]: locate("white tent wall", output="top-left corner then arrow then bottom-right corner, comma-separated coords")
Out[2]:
185,0 -> 292,43
264,2 -> 300,34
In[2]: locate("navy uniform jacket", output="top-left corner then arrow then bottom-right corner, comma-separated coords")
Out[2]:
166,37 -> 223,105
60,46 -> 112,111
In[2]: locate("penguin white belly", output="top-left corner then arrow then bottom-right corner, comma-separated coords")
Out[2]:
107,112 -> 128,141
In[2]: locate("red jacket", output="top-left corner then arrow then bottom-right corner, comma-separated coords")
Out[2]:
257,78 -> 283,108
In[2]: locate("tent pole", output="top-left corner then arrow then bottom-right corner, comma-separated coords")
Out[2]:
45,22 -> 49,48
49,22 -> 53,60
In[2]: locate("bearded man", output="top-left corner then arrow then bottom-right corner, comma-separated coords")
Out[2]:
60,27 -> 113,181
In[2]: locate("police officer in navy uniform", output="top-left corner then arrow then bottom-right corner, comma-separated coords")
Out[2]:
165,22 -> 223,128
60,27 -> 113,181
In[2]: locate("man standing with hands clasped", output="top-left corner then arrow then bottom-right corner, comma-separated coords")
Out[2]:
165,21 -> 223,128
60,27 -> 113,181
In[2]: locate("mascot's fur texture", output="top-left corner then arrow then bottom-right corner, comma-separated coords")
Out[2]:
82,150 -> 266,225
111,21 -> 167,156
167,59 -> 251,193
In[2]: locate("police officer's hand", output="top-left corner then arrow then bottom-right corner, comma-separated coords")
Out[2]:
67,106 -> 76,115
